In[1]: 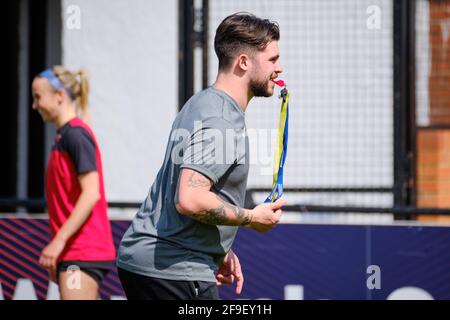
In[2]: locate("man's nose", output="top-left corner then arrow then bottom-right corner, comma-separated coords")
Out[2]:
276,62 -> 283,74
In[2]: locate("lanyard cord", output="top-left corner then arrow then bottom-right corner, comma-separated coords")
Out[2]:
265,84 -> 289,203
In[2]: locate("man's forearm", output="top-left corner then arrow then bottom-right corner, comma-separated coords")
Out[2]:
188,192 -> 253,226
176,169 -> 253,226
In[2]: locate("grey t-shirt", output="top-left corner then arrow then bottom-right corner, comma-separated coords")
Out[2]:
116,86 -> 249,282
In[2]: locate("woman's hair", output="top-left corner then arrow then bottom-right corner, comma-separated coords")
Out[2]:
214,12 -> 280,71
51,66 -> 91,122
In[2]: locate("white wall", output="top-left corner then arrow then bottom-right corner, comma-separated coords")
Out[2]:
62,0 -> 177,202
416,0 -> 430,127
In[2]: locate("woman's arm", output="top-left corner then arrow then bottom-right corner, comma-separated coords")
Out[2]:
53,171 -> 101,242
39,171 -> 101,279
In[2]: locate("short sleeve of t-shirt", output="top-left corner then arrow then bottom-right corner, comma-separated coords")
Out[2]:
64,127 -> 97,174
180,117 -> 238,184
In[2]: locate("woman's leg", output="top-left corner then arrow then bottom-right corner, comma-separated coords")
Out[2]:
58,269 -> 99,300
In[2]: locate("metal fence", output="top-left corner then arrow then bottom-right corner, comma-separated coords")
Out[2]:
3,0 -> 450,219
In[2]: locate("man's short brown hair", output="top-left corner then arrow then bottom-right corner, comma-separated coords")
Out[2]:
214,12 -> 280,71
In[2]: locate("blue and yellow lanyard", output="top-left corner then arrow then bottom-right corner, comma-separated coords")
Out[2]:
265,81 -> 289,203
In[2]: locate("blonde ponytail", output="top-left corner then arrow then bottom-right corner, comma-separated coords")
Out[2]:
75,69 -> 92,124
52,66 -> 92,124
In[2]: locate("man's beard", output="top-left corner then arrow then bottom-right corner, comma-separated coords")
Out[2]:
249,76 -> 273,97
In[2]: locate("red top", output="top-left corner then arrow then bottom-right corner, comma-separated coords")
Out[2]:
46,117 -> 115,262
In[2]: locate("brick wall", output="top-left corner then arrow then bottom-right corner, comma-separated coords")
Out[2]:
428,1 -> 450,125
417,130 -> 450,202
416,1 -> 450,221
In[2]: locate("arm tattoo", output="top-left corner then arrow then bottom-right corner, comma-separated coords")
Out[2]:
190,195 -> 252,226
218,195 -> 252,226
187,171 -> 211,188
191,204 -> 230,225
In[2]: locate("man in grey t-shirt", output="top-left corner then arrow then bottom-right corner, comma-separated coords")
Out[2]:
117,12 -> 286,300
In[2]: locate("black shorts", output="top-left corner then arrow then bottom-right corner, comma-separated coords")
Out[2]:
118,268 -> 220,300
57,260 -> 115,285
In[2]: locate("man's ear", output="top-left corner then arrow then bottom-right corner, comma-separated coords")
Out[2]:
236,54 -> 251,71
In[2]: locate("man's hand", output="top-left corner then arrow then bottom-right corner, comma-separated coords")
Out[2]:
216,250 -> 244,295
248,198 -> 286,232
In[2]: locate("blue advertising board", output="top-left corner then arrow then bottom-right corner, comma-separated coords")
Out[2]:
1,218 -> 449,300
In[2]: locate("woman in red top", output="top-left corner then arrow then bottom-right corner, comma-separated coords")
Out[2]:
32,66 -> 116,300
